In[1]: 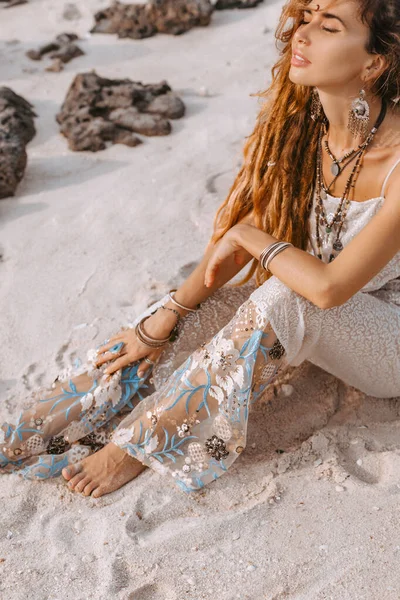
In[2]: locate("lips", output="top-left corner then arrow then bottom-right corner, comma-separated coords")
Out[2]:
292,49 -> 311,64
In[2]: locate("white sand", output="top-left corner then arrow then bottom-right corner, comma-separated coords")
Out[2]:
1,1 -> 400,598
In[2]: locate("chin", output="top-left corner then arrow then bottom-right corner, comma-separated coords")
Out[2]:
288,68 -> 314,87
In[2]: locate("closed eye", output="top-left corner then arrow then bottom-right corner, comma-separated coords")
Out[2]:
299,19 -> 339,33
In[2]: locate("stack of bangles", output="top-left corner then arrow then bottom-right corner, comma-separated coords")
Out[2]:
259,241 -> 294,272
134,290 -> 199,349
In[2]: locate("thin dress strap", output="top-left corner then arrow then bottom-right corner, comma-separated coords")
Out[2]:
381,155 -> 400,198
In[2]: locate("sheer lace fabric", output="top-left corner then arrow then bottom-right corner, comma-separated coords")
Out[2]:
0,284 -> 289,491
2,188 -> 400,491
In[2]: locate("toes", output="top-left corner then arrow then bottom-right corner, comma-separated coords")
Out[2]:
75,476 -> 92,494
68,472 -> 87,490
62,463 -> 82,481
83,481 -> 97,497
92,486 -> 106,498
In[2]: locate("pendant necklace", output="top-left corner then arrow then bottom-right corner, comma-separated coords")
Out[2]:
323,123 -> 367,177
314,99 -> 388,263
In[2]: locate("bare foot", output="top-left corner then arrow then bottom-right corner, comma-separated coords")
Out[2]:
61,442 -> 147,498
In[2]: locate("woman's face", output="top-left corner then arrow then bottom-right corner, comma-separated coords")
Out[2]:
289,0 -> 374,90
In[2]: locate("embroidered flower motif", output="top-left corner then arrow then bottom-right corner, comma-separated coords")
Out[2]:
86,348 -> 99,364
146,411 -> 158,426
79,432 -> 105,452
111,428 -> 134,446
93,372 -> 122,408
212,414 -> 233,442
46,435 -> 68,455
80,393 -> 94,411
205,435 -> 229,461
209,385 -> 225,405
188,442 -> 206,463
269,339 -> 286,360
28,417 -> 44,430
144,434 -> 159,455
192,332 -> 240,376
26,434 -> 46,455
177,422 -> 191,438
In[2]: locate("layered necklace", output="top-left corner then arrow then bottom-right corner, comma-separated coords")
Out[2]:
314,99 -> 387,263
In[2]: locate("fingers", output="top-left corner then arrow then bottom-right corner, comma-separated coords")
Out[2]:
137,353 -> 160,378
96,337 -> 125,356
95,348 -> 127,368
204,261 -> 220,288
104,354 -> 133,376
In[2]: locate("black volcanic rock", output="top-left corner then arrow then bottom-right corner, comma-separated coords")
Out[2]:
91,0 -> 213,39
0,87 -> 37,199
56,71 -> 185,152
26,33 -> 85,72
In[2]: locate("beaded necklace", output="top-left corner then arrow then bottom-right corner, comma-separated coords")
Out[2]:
314,99 -> 388,263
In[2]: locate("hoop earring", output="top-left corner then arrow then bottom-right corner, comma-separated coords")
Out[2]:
310,87 -> 322,121
348,88 -> 370,138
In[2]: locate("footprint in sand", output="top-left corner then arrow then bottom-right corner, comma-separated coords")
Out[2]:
128,583 -> 175,600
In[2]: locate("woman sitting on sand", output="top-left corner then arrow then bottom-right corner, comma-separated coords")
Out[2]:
2,0 -> 400,498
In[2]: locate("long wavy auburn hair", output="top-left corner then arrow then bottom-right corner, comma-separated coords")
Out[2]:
210,0 -> 400,288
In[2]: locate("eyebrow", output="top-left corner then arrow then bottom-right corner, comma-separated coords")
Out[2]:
304,8 -> 347,28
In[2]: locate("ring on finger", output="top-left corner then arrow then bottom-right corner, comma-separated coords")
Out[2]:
109,342 -> 125,355
144,357 -> 156,365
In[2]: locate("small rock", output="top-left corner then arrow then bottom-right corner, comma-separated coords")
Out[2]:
372,506 -> 381,511
335,485 -> 345,492
232,533 -> 240,541
120,511 -> 126,516
63,2 -> 82,20
319,544 -> 328,552
6,531 -> 13,540
281,384 -> 294,397
314,458 -> 323,467
26,33 -> 84,71
246,564 -> 257,571
356,459 -> 363,466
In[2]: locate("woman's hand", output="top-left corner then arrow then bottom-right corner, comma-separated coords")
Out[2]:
204,225 -> 252,288
95,310 -> 177,378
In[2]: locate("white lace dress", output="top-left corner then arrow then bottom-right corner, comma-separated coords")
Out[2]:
2,187 -> 400,493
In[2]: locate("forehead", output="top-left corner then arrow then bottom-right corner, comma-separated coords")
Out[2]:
303,0 -> 363,28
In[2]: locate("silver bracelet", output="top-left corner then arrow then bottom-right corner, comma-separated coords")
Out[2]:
264,243 -> 293,272
168,290 -> 198,313
259,242 -> 283,270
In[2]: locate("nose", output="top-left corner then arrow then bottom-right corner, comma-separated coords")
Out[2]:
294,23 -> 310,46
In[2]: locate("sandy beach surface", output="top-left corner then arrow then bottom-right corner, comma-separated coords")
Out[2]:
1,1 -> 400,599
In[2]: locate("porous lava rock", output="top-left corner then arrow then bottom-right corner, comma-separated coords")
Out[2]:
214,0 -> 263,8
56,71 -> 185,152
91,0 -> 213,39
0,87 -> 37,199
26,33 -> 85,72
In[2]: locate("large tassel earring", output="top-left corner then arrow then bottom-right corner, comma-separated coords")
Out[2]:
310,87 -> 322,121
348,88 -> 370,139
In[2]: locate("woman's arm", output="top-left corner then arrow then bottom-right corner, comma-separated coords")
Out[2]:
98,214 -> 257,377
204,223 -> 331,309
146,228 -> 254,337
